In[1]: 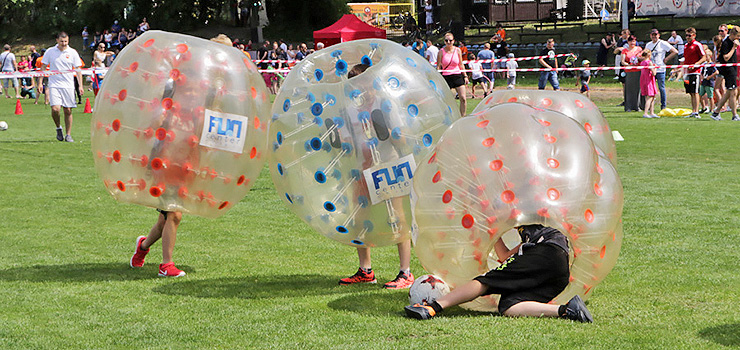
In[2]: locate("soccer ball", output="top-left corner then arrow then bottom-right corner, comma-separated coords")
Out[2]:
408,274 -> 450,305
0,121 -> 8,131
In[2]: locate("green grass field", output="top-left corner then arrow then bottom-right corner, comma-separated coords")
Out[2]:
1,82 -> 740,349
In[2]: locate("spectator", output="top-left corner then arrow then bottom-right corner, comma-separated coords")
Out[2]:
682,27 -> 706,118
710,26 -> 739,121
596,33 -> 614,73
505,53 -> 518,89
424,0 -> 434,35
0,44 -> 20,99
477,42 -> 494,91
82,27 -> 89,51
412,37 -> 427,57
93,43 -> 115,68
103,30 -> 113,48
667,30 -> 684,81
627,0 -> 636,18
644,28 -> 678,111
111,20 -> 121,34
458,41 -> 468,58
714,25 -> 729,105
614,29 -> 630,81
20,74 -> 37,101
41,32 -> 83,143
286,43 -> 296,61
257,40 -> 269,69
138,17 -> 150,34
699,50 -> 718,114
30,45 -> 40,68
638,49 -> 658,118
467,53 -> 488,98
494,34 -> 509,75
279,39 -> 287,52
496,24 -> 506,41
620,35 -> 642,112
17,55 -> 30,72
537,38 -> 560,91
126,28 -> 136,43
295,43 -> 308,61
425,40 -> 439,65
577,60 -> 591,98
315,42 -> 324,50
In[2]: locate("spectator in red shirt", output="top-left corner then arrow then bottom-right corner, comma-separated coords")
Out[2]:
682,27 -> 707,118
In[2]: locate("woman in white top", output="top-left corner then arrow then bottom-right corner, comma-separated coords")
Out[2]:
94,43 -> 114,68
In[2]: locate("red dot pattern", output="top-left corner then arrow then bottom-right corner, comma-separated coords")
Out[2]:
442,190 -> 453,203
461,214 -> 474,228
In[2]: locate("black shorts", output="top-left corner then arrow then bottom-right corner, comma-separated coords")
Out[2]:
684,74 -> 700,94
471,76 -> 487,85
443,73 -> 466,89
474,243 -> 569,314
718,67 -> 738,90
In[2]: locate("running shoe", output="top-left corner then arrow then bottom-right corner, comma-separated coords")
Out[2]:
64,134 -> 74,142
129,235 -> 149,268
563,295 -> 593,323
710,113 -> 723,121
338,268 -> 376,285
404,304 -> 436,320
158,262 -> 186,277
383,271 -> 415,289
732,115 -> 740,121
56,128 -> 64,141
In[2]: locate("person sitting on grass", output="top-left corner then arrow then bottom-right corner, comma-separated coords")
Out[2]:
404,224 -> 593,323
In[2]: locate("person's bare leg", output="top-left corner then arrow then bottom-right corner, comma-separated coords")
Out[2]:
435,279 -> 488,309
63,107 -> 73,136
357,247 -> 371,269
141,213 -> 166,250
456,85 -> 467,116
504,301 -> 560,317
397,240 -> 411,271
728,89 -> 738,116
51,105 -> 61,128
691,93 -> 700,113
161,212 -> 182,264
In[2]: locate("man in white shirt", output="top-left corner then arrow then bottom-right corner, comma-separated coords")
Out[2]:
667,31 -> 684,57
644,29 -> 678,111
0,44 -> 20,98
424,40 -> 438,66
41,32 -> 83,143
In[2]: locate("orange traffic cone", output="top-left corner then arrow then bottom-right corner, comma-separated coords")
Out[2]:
83,98 -> 92,113
14,99 -> 23,115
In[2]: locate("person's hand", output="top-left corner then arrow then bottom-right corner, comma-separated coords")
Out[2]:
79,87 -> 84,96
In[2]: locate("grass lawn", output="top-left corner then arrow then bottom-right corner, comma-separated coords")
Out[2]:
1,81 -> 740,349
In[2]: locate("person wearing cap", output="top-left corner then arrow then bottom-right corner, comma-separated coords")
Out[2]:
577,60 -> 592,98
644,29 -> 678,111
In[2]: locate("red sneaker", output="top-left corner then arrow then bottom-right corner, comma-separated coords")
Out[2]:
158,262 -> 186,277
129,235 -> 149,268
383,271 -> 414,289
339,268 -> 377,285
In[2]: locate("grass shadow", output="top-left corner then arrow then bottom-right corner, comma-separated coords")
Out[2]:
152,274 -> 356,299
327,292 -> 496,318
698,323 -> 740,347
0,262 -> 169,282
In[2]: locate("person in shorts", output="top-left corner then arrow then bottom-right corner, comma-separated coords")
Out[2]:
438,32 -> 468,117
682,27 -> 706,119
41,32 -> 83,142
477,43 -> 495,92
699,52 -> 718,114
710,26 -> 739,121
467,53 -> 489,98
405,224 -> 592,322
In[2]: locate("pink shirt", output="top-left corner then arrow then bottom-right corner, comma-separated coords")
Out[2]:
439,47 -> 461,76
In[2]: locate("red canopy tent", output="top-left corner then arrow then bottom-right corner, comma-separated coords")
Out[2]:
313,14 -> 386,48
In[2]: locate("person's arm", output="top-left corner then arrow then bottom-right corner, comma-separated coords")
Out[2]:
664,46 -> 678,64
538,56 -> 548,68
494,239 -> 520,262
586,73 -> 591,84
723,41 -> 739,62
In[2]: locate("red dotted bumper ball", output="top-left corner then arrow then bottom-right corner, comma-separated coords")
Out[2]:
268,39 -> 462,247
90,31 -> 270,218
411,103 -> 623,312
477,90 -> 617,165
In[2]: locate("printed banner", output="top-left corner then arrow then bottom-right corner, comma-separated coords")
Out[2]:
635,0 -> 740,17
363,154 -> 417,205
199,109 -> 249,154
349,3 -> 391,27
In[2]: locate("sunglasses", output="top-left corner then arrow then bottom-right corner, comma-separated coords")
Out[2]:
444,39 -> 454,42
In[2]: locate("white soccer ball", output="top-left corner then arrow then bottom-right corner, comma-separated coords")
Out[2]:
0,121 -> 8,131
408,274 -> 450,305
